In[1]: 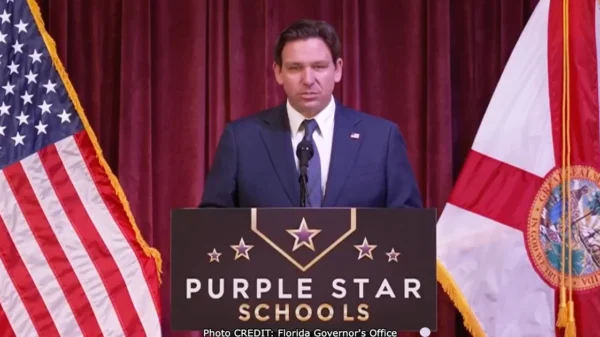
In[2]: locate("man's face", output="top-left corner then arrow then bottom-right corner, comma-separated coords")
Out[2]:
274,37 -> 343,116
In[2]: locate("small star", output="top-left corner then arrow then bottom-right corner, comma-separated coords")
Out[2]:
11,132 -> 25,146
58,109 -> 71,123
2,82 -> 14,95
38,100 -> 52,114
0,32 -> 6,44
231,237 -> 253,260
15,111 -> 29,125
21,91 -> 33,105
0,125 -> 5,136
25,70 -> 37,84
354,237 -> 377,260
0,10 -> 10,24
7,61 -> 18,74
12,40 -> 23,54
286,217 -> 321,251
29,50 -> 42,63
34,121 -> 48,135
43,80 -> 56,93
0,102 -> 10,116
15,20 -> 27,33
386,248 -> 401,262
207,248 -> 222,263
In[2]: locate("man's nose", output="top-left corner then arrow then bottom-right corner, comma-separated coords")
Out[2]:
301,69 -> 315,85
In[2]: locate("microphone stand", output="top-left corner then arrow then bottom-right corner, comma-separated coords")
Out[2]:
299,166 -> 309,207
296,139 -> 313,208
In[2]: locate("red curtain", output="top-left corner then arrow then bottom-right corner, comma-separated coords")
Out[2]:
36,0 -> 539,336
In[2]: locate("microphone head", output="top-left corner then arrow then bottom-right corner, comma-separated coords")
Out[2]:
296,139 -> 314,160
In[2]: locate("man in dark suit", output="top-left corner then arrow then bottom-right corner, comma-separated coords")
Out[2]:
200,19 -> 422,209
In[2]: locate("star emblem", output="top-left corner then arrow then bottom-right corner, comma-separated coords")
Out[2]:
286,217 -> 321,251
21,91 -> 33,105
386,248 -> 400,262
231,237 -> 253,260
43,80 -> 56,94
0,102 -> 10,116
15,20 -> 27,34
0,10 -> 11,24
38,100 -> 52,114
2,82 -> 14,95
354,237 -> 377,260
7,61 -> 18,74
58,109 -> 71,123
34,121 -> 48,135
26,70 -> 38,85
15,111 -> 28,125
207,248 -> 222,263
29,50 -> 42,64
11,132 -> 25,146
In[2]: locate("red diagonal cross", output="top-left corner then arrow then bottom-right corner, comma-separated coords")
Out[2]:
449,151 -> 543,232
446,1 -> 600,336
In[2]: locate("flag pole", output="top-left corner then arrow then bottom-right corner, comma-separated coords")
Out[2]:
556,0 -> 570,328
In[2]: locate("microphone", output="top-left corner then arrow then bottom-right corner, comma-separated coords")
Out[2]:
296,139 -> 314,207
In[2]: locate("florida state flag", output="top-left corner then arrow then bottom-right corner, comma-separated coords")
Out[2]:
437,0 -> 600,336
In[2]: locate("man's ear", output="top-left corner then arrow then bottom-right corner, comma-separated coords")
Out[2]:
273,62 -> 284,85
334,58 -> 343,82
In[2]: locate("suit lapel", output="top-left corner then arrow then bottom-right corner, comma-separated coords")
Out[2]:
322,104 -> 363,206
259,105 -> 299,206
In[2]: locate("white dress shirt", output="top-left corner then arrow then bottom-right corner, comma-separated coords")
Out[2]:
287,96 -> 335,195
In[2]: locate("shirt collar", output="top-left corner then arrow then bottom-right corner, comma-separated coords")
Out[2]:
287,95 -> 335,136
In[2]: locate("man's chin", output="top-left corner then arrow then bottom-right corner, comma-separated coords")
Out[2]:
297,98 -> 322,108
288,96 -> 328,115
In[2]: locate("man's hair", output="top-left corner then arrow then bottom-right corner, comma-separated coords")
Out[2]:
274,19 -> 341,66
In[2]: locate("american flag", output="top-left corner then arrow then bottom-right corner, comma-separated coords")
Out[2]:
0,1 -> 162,336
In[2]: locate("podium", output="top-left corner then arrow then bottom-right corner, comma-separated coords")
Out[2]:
171,207 -> 437,333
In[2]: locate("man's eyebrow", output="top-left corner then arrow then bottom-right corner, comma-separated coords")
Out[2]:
284,61 -> 329,66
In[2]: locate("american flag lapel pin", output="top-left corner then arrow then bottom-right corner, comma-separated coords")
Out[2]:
350,132 -> 360,139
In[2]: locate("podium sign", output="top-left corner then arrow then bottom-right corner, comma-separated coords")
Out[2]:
171,208 -> 437,332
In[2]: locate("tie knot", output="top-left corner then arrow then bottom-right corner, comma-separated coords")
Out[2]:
302,119 -> 319,140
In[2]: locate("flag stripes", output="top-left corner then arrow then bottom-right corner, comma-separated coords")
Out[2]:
0,171 -> 73,336
4,162 -> 104,336
0,258 -> 34,337
67,133 -> 161,334
0,0 -> 162,335
0,133 -> 161,336
27,145 -> 127,336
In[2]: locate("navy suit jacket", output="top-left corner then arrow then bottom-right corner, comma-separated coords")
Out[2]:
199,101 -> 423,208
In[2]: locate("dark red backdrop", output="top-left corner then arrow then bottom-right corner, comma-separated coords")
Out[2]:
35,0 -> 539,336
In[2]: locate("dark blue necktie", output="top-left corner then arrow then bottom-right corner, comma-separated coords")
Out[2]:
302,119 -> 322,207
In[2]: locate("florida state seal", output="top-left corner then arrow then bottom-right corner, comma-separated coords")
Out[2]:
526,166 -> 600,291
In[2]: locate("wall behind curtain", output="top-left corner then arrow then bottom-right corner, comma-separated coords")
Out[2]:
36,0 -> 539,336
